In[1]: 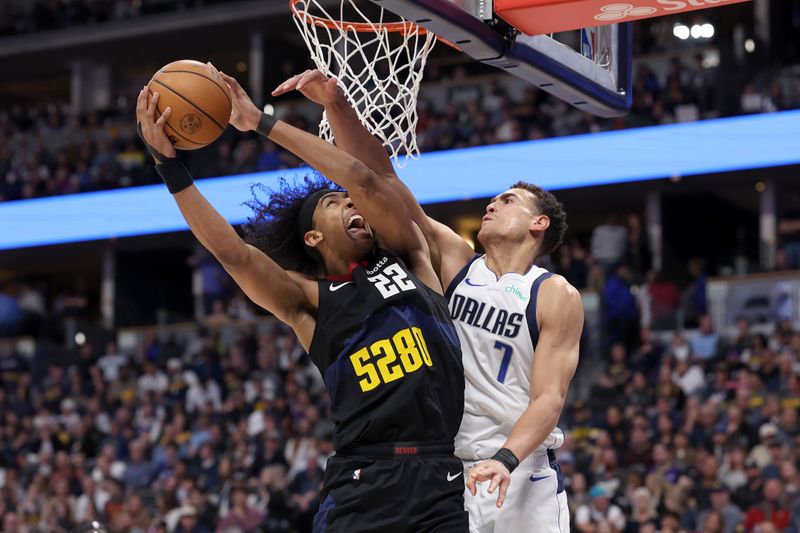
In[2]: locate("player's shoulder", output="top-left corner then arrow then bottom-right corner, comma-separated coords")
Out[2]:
538,273 -> 581,304
537,273 -> 583,328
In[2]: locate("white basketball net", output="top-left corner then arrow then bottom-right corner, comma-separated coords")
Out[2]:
292,0 -> 437,166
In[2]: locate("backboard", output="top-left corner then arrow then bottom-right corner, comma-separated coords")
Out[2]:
371,0 -> 634,117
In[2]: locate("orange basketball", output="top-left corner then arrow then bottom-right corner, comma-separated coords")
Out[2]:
148,60 -> 231,150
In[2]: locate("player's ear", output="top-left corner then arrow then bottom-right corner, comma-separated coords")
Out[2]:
304,230 -> 324,249
529,214 -> 550,232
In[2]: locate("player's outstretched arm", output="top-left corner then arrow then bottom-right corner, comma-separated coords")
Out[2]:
272,70 -> 475,288
221,71 -> 441,290
136,87 -> 316,347
273,70 -> 395,178
466,275 -> 583,507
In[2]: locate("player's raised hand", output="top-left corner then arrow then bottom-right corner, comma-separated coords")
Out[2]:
272,69 -> 343,106
467,459 -> 511,508
219,71 -> 261,132
136,86 -> 175,162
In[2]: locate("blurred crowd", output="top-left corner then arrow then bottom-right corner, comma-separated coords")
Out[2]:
0,322 -> 331,533
565,316 -> 800,533
2,57 -> 800,203
0,0 -> 241,36
1,305 -> 799,532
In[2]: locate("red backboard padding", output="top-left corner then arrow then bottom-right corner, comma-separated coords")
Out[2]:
493,0 -> 752,36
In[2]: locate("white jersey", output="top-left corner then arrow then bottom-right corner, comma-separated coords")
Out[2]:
449,255 -> 565,460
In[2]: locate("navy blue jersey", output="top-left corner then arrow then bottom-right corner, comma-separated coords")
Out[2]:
308,249 -> 464,451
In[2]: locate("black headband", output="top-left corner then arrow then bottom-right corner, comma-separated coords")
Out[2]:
298,188 -> 335,251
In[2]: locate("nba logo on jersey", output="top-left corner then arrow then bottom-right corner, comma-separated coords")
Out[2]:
353,469 -> 361,480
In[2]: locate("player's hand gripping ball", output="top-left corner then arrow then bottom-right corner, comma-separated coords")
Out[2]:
147,60 -> 232,150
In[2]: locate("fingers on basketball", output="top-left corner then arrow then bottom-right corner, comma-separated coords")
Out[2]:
147,91 -> 159,119
156,107 -> 172,127
136,87 -> 147,118
220,72 -> 241,95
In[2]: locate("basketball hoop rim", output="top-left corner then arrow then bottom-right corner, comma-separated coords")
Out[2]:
289,0 -> 459,47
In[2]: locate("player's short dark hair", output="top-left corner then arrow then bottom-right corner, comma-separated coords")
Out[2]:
510,181 -> 567,257
243,175 -> 340,276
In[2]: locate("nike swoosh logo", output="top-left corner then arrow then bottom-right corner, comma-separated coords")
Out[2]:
530,475 -> 549,483
329,282 -> 353,292
447,471 -> 463,482
464,278 -> 488,287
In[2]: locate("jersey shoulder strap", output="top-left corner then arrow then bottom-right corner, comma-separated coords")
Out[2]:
525,270 -> 555,349
445,254 -> 482,300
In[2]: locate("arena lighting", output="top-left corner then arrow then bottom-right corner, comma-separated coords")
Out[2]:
673,23 -> 690,40
1,110 -> 800,251
745,38 -> 756,53
674,22 -> 713,40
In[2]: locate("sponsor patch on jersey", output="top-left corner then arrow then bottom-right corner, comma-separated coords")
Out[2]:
504,284 -> 529,302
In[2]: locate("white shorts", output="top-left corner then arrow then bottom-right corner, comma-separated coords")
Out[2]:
462,450 -> 570,533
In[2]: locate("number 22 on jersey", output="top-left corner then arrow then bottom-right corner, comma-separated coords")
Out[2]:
368,263 -> 415,299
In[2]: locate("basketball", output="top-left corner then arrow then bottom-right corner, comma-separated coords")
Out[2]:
147,59 -> 231,150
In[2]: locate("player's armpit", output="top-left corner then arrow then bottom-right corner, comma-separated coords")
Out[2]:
222,244 -> 318,349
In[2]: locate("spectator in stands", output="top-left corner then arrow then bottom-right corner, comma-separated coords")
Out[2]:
628,486 -> 658,532
778,190 -> 800,269
122,440 -> 155,490
0,284 -> 22,337
743,478 -> 791,530
685,258 -> 709,326
732,317 -> 756,358
621,426 -> 651,467
691,314 -> 723,365
734,458 -> 766,510
97,341 -> 128,383
137,360 -> 167,397
216,487 -> 264,532
593,345 -> 631,410
629,326 -> 663,381
185,374 -> 221,415
109,492 -> 151,532
203,299 -> 231,326
174,505 -> 211,533
625,214 -> 650,284
641,271 -> 681,330
701,486 -> 744,533
603,263 -> 639,353
592,214 -> 629,276
290,451 -> 324,531
557,239 -> 589,290
576,485 -> 626,532
188,248 -> 229,318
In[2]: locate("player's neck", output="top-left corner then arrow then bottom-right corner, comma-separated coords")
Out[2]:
482,240 -> 538,277
323,254 -> 357,277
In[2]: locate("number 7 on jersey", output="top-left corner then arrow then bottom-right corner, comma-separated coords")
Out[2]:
494,340 -> 513,383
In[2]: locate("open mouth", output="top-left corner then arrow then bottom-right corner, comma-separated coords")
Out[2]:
346,214 -> 369,236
